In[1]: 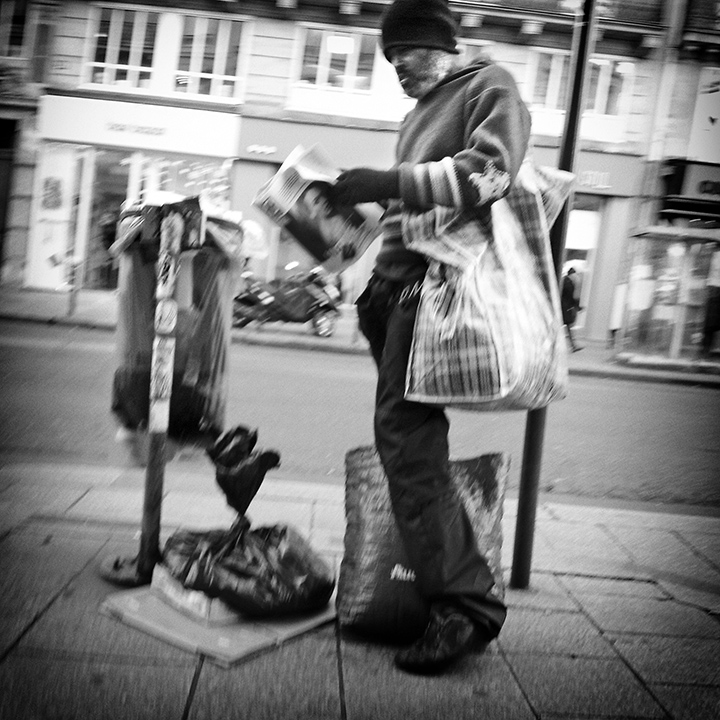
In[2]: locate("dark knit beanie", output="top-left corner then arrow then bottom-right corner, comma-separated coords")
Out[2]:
381,0 -> 459,60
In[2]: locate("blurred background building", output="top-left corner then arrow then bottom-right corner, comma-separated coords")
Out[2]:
0,0 -> 718,357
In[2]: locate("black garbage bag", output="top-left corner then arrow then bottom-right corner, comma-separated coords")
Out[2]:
162,516 -> 335,617
206,425 -> 281,515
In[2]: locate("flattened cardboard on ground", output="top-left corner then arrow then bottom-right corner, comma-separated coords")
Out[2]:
101,588 -> 336,667
150,564 -> 242,626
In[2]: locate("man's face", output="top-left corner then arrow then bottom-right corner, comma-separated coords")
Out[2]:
387,46 -> 450,99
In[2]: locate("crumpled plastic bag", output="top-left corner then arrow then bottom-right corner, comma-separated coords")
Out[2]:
161,424 -> 333,617
206,425 -> 281,516
162,516 -> 335,617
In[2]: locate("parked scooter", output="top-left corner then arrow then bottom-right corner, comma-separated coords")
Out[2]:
233,263 -> 341,337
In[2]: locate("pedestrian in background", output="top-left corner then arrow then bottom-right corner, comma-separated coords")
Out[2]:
561,267 -> 583,352
330,0 -> 531,674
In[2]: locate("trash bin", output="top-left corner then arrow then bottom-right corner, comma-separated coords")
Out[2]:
109,194 -> 247,444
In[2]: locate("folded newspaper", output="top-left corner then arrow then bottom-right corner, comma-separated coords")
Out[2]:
253,144 -> 383,274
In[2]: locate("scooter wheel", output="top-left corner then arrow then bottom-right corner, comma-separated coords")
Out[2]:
312,309 -> 338,337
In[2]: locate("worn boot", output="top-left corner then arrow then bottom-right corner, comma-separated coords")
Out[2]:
394,605 -> 477,675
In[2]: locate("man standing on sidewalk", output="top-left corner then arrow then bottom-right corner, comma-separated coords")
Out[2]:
331,0 -> 531,674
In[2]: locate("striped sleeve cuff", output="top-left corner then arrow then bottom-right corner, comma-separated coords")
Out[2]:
398,157 -> 464,209
399,157 -> 512,210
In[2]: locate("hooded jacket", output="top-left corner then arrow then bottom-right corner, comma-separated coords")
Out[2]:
375,57 -> 532,281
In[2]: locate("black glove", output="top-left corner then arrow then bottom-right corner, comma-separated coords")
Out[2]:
330,168 -> 400,206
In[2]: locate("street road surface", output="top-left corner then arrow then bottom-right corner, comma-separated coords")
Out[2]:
1,320 -> 718,510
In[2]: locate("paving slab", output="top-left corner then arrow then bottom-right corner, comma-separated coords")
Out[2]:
64,487 -> 144,524
506,654 -> 666,718
159,492 -> 237,530
340,637 -> 534,720
606,524 -> 720,589
576,594 -> 720,638
527,523 -> 647,579
0,653 -> 195,720
610,635 -> 720,685
650,684 -> 720,720
557,575 -> 669,601
19,541 -> 197,663
503,572 -> 579,612
187,627 -> 341,720
0,460 -> 125,488
675,528 -> 720,569
546,503 -> 720,533
655,579 -> 720,614
498,607 -> 615,657
0,522 -> 109,656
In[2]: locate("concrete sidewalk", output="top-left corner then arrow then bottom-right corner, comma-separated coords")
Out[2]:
1,285 -> 720,718
0,453 -> 719,719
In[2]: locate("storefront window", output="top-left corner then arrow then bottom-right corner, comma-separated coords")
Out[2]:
28,144 -> 234,291
84,149 -> 128,290
621,235 -> 720,358
563,196 -> 602,330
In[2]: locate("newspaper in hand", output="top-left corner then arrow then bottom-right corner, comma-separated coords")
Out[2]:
253,144 -> 383,274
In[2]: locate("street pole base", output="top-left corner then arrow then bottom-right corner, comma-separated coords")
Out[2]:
98,554 -> 153,587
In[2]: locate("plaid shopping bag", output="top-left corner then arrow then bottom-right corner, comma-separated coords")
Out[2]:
403,160 -> 573,411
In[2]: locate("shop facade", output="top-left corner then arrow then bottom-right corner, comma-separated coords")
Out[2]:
619,226 -> 720,359
25,91 -> 240,291
613,61 -> 720,360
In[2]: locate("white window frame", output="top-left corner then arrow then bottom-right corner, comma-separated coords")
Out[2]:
0,1 -> 54,85
0,0 -> 28,58
174,14 -> 245,98
82,4 -> 249,102
584,57 -> 635,116
525,48 -> 635,143
83,5 -> 159,89
287,23 -> 413,121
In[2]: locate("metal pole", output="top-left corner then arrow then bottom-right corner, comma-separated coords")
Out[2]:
100,205 -> 182,586
510,0 -> 598,589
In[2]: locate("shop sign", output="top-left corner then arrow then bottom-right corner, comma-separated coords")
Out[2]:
532,145 -> 642,196
576,170 -> 611,190
39,95 -> 240,158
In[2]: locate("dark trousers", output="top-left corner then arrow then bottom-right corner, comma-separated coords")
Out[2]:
356,274 -> 507,639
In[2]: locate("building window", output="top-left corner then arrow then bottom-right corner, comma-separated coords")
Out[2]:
527,49 -> 634,142
584,58 -> 634,116
175,15 -> 243,97
88,7 -> 158,88
299,28 -> 376,91
0,0 -> 27,58
290,25 -> 412,121
85,8 -> 245,99
530,51 -> 570,110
